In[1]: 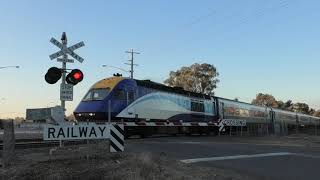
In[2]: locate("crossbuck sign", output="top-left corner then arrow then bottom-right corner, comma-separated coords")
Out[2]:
49,38 -> 85,63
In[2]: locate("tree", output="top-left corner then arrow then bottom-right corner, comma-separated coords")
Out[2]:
292,102 -> 310,114
309,108 -> 315,115
277,100 -> 285,109
277,100 -> 294,111
284,100 -> 293,111
164,63 -> 219,95
251,93 -> 278,108
14,117 -> 25,124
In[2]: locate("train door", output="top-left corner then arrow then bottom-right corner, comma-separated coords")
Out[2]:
125,87 -> 136,118
212,98 -> 218,121
218,101 -> 225,120
269,110 -> 275,134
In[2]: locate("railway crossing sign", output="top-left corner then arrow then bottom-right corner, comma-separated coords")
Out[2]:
49,38 -> 85,63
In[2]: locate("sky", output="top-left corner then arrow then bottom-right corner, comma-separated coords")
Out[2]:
0,0 -> 320,118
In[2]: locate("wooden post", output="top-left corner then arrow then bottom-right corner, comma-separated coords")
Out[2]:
2,119 -> 15,168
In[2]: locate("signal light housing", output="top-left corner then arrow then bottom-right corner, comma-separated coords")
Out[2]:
66,69 -> 83,85
45,67 -> 62,84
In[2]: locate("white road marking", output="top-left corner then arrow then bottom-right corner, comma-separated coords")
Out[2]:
180,152 -> 294,163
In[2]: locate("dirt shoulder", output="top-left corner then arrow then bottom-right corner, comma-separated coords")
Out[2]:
0,144 -> 264,180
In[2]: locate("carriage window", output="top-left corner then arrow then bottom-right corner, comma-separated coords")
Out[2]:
114,89 -> 126,100
191,101 -> 204,112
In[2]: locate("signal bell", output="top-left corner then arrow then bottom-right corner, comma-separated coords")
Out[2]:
45,67 -> 62,84
66,69 -> 83,85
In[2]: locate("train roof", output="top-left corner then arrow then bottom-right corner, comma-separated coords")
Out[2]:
135,79 -> 211,99
91,76 -> 125,89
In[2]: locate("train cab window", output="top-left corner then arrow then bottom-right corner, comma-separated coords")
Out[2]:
83,91 -> 92,101
114,89 -> 126,100
82,88 -> 110,101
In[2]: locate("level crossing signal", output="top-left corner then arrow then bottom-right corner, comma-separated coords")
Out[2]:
66,69 -> 83,85
45,67 -> 62,84
45,67 -> 83,85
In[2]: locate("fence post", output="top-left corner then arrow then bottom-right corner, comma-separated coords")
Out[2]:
2,119 -> 15,168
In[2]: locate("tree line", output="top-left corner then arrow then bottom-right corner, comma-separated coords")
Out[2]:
251,93 -> 320,117
164,63 -> 320,118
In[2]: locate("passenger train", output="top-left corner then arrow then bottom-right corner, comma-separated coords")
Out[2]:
74,76 -> 320,136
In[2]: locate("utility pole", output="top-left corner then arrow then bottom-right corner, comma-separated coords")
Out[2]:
125,49 -> 140,79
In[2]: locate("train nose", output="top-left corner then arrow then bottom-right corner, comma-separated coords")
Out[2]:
74,101 -> 107,121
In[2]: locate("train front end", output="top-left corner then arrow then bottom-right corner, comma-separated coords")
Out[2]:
73,76 -> 135,122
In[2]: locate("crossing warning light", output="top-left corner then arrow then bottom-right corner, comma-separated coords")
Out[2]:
66,69 -> 83,85
45,67 -> 62,84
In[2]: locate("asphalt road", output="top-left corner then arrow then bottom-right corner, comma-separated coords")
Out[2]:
126,136 -> 320,180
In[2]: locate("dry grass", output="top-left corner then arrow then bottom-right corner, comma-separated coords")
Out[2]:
0,145 -> 257,180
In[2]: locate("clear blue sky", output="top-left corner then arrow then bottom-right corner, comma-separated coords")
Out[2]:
0,0 -> 320,118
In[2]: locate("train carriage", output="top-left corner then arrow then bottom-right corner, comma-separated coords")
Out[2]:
217,98 -> 268,124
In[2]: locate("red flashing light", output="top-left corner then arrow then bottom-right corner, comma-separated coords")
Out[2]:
73,72 -> 82,80
66,69 -> 83,85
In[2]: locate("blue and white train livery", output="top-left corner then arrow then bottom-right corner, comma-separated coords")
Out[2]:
74,75 -> 320,136
74,76 -> 217,123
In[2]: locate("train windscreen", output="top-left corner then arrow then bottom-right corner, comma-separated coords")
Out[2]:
82,88 -> 110,101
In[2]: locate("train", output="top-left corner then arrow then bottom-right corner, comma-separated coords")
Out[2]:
73,75 -> 320,137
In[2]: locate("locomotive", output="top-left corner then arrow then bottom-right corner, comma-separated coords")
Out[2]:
74,76 -> 320,136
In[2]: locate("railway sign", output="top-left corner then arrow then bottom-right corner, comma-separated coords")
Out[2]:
218,119 -> 247,132
67,41 -> 85,52
44,123 -> 110,140
60,83 -> 73,101
43,123 -> 125,152
66,49 -> 84,63
50,37 -> 63,49
57,58 -> 74,63
49,50 -> 65,60
49,37 -> 85,63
